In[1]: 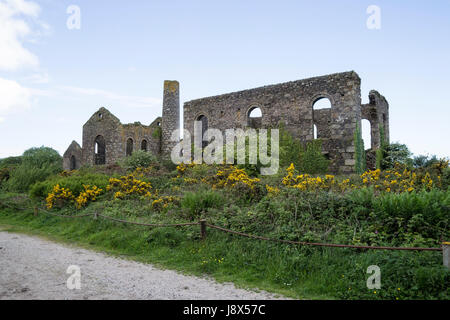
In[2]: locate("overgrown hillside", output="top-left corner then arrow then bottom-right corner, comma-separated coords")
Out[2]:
0,147 -> 449,300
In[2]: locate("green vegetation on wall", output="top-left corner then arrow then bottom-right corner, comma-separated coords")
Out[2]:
152,126 -> 162,139
354,123 -> 366,174
279,123 -> 329,174
376,125 -> 387,169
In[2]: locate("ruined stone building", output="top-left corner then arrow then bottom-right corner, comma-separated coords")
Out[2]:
63,71 -> 389,173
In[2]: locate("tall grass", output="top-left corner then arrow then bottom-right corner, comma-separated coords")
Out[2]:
0,198 -> 447,300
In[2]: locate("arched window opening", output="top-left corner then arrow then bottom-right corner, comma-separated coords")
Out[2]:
247,106 -> 262,128
94,135 -> 106,165
70,155 -> 77,171
126,138 -> 134,156
361,119 -> 372,150
248,107 -> 262,118
196,115 -> 208,149
313,97 -> 332,110
141,139 -> 148,152
312,97 -> 332,139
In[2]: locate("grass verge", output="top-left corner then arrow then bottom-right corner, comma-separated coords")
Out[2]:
1,204 -> 448,300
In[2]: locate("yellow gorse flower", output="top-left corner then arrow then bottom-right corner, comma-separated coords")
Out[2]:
214,166 -> 260,190
46,184 -> 75,209
107,173 -> 152,199
360,165 -> 435,193
75,185 -> 103,209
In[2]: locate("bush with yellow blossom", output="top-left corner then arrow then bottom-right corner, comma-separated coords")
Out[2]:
45,184 -> 75,209
74,185 -> 103,209
152,196 -> 180,212
214,166 -> 260,190
360,165 -> 436,193
281,163 -> 351,192
106,174 -> 152,199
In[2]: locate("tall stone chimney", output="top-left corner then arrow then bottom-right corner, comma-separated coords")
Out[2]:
161,80 -> 180,158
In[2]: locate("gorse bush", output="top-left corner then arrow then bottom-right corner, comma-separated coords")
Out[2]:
4,147 -> 62,192
30,171 -> 109,199
120,150 -> 157,171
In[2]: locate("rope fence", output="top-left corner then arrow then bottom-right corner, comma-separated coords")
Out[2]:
205,223 -> 444,251
0,202 -> 448,267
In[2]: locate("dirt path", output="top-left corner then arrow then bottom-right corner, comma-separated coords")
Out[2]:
0,231 -> 286,300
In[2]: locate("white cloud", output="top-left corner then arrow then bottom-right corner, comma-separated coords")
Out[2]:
0,117 -> 4,123
58,86 -> 162,109
25,72 -> 50,84
0,0 -> 42,71
0,77 -> 32,117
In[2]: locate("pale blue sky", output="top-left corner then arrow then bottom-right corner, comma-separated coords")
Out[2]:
0,0 -> 449,158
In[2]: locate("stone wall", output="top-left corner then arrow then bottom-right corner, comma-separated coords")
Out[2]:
76,107 -> 162,167
361,90 -> 390,149
121,119 -> 161,157
81,108 -> 123,166
62,141 -> 82,171
183,71 -> 362,173
63,72 -> 389,174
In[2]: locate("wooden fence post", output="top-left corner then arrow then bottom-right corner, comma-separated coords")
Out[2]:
200,220 -> 207,240
93,212 -> 98,220
33,207 -> 38,217
443,242 -> 449,269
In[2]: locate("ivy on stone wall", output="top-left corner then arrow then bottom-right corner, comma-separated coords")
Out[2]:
152,126 -> 162,139
354,123 -> 366,174
376,125 -> 387,169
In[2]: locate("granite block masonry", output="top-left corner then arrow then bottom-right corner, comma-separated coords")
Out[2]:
63,71 -> 389,174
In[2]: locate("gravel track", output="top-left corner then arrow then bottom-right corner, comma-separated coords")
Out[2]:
0,231 -> 286,300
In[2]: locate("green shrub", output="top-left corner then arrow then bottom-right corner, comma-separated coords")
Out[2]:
0,156 -> 22,169
279,123 -> 303,170
298,140 -> 329,174
348,188 -> 450,245
181,190 -> 225,219
5,146 -> 62,192
442,166 -> 450,189
279,123 -> 329,174
379,143 -> 412,170
413,154 -> 440,168
30,171 -> 109,199
120,150 -> 157,171
338,250 -> 449,300
0,167 -> 10,185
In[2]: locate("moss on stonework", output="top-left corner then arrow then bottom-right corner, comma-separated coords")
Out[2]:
152,126 -> 162,139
